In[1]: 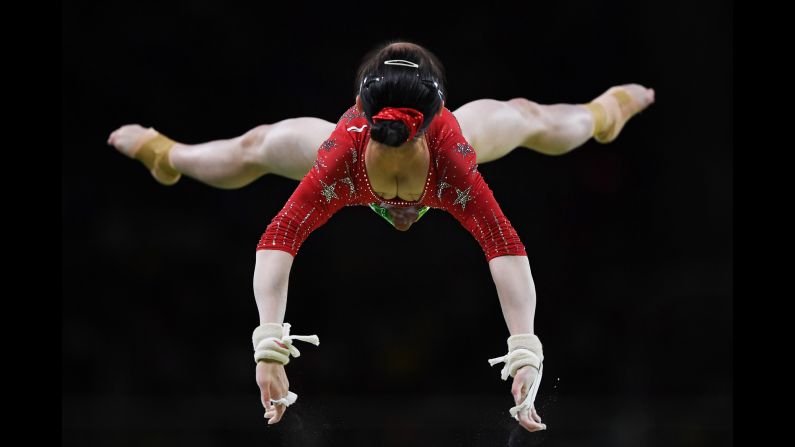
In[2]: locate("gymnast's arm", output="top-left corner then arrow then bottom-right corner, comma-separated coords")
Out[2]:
443,178 -> 537,335
435,136 -> 535,334
252,247 -> 293,426
437,132 -> 544,431
251,126 -> 351,424
488,255 -> 537,334
253,127 -> 352,324
253,249 -> 294,324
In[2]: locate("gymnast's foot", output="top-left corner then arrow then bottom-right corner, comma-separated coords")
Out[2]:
107,124 -> 182,185
587,83 -> 655,143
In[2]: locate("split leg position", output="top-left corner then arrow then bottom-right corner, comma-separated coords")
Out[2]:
108,84 -> 653,233
108,83 -> 655,190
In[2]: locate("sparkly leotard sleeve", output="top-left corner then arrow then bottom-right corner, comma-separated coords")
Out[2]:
255,109 -> 364,257
429,109 -> 527,261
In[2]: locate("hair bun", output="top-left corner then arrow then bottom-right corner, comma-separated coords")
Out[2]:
370,120 -> 410,147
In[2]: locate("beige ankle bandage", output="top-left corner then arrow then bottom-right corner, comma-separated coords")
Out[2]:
488,334 -> 544,420
252,322 -> 320,365
585,102 -> 608,138
132,131 -> 181,185
586,88 -> 638,143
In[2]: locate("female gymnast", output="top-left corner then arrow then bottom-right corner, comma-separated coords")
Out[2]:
107,41 -> 654,433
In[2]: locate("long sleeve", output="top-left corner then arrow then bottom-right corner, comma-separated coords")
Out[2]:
256,123 -> 358,256
435,127 -> 527,262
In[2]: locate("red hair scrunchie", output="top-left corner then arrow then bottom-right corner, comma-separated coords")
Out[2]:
372,107 -> 425,142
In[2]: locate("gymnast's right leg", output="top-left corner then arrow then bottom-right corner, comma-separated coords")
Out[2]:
107,117 -> 334,188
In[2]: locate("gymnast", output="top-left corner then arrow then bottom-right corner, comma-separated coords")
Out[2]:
107,40 -> 654,432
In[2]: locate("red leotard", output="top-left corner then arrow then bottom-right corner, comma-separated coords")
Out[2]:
257,105 -> 527,261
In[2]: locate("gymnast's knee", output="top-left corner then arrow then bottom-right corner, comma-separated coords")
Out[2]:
239,124 -> 273,167
506,97 -> 542,119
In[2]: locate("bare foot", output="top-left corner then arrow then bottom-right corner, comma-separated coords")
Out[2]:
612,83 -> 655,112
591,83 -> 655,143
107,124 -> 181,185
107,124 -> 158,158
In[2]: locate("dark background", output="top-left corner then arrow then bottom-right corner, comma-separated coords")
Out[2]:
62,1 -> 732,446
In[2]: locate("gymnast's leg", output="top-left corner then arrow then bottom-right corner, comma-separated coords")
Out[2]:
452,83 -> 655,164
107,117 -> 334,188
108,83 -> 653,188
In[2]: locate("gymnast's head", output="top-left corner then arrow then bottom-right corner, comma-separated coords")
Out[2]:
355,41 -> 447,147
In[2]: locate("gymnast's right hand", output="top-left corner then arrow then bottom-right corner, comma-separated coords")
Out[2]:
256,360 -> 290,425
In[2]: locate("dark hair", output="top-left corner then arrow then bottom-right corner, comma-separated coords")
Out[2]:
355,40 -> 446,147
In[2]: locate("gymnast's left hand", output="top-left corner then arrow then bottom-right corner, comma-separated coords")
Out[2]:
257,360 -> 290,425
511,365 -> 546,432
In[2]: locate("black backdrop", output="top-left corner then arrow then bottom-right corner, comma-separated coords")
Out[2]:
63,1 -> 732,446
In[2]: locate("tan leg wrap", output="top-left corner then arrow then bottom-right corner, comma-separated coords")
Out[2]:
132,132 -> 181,185
586,88 -> 642,143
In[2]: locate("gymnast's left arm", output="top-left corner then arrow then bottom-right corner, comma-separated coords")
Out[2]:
435,133 -> 546,431
487,255 -> 546,432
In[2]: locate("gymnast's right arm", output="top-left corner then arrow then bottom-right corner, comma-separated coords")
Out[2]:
251,126 -> 352,425
252,250 -> 292,425
253,250 -> 293,327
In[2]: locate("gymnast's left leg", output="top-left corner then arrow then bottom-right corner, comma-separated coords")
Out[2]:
452,83 -> 655,164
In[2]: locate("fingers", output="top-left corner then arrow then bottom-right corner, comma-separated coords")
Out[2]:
511,370 -> 545,432
261,387 -> 273,413
261,386 -> 283,425
261,382 -> 289,425
511,380 -> 527,405
265,395 -> 288,425
530,406 -> 542,424
517,408 -> 547,432
269,401 -> 286,424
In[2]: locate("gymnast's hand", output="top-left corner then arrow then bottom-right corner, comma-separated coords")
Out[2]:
256,360 -> 290,425
512,365 -> 546,432
382,203 -> 421,231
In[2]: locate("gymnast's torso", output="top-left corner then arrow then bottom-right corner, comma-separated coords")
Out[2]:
257,104 -> 527,262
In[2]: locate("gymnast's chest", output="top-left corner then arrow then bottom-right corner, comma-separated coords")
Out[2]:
363,148 -> 432,204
